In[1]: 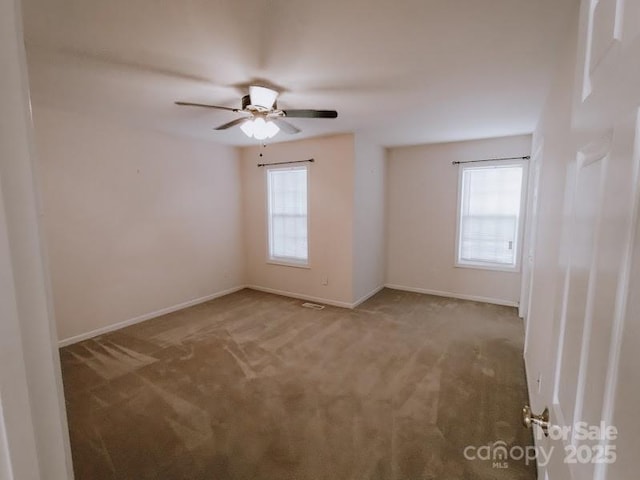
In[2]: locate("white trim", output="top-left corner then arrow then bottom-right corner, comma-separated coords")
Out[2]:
58,282 -> 518,348
266,260 -> 311,269
58,284 -> 389,348
1,1 -> 73,475
522,140 -> 544,326
57,286 -> 246,347
266,164 -> 310,268
246,285 -> 355,309
523,353 -> 536,407
384,283 -> 519,308
0,394 -> 12,480
454,159 -> 529,273
352,285 -> 385,308
454,261 -> 520,273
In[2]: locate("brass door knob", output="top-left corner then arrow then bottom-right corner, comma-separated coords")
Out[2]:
522,405 -> 550,437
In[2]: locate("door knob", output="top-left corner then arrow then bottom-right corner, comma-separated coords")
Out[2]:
522,405 -> 549,437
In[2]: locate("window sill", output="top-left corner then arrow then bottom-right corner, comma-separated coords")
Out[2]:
455,261 -> 520,273
267,259 -> 310,269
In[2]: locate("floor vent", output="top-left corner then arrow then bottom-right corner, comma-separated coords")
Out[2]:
301,302 -> 325,310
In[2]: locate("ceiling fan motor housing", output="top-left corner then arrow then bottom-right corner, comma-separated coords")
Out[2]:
242,94 -> 277,113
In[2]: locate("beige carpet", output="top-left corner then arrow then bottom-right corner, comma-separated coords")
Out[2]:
60,288 -> 535,479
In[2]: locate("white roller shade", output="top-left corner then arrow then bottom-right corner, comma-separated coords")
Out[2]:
458,164 -> 524,268
267,166 -> 308,264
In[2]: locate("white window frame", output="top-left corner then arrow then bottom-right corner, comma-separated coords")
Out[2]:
265,164 -> 310,268
455,159 -> 528,273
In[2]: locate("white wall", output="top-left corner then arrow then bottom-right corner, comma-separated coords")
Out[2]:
33,106 -> 245,342
241,134 -> 355,306
353,135 -> 386,303
386,134 -> 532,306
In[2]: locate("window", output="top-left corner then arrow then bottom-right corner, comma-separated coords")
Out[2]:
267,165 -> 309,266
456,162 -> 526,271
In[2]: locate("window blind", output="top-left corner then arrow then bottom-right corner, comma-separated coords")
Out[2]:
458,164 -> 524,267
267,166 -> 308,264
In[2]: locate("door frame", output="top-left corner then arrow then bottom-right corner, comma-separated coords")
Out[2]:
520,142 -> 544,325
0,0 -> 74,478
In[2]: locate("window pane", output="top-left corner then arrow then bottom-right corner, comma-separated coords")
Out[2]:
458,164 -> 523,267
268,166 -> 308,263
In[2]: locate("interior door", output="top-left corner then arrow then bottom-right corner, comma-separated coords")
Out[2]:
532,1 -> 640,479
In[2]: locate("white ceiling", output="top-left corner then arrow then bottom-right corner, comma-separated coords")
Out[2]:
22,0 -> 577,147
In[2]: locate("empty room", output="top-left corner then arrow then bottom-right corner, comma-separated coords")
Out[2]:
2,0 -> 640,479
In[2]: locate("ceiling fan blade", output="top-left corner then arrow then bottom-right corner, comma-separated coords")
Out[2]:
282,109 -> 338,119
272,118 -> 301,134
214,118 -> 248,130
175,101 -> 239,112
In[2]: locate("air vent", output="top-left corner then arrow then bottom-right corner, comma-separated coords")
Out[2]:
301,302 -> 325,310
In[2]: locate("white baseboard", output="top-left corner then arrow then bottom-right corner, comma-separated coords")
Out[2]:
352,285 -> 385,308
59,284 -> 386,347
59,283 -> 516,347
246,285 -> 355,309
57,285 -> 246,347
384,283 -> 519,308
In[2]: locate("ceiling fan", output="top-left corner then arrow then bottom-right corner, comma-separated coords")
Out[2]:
175,86 -> 338,140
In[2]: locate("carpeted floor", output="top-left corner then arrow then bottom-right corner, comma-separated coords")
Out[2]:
60,288 -> 535,480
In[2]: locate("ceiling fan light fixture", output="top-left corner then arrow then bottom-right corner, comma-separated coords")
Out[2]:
249,86 -> 278,110
240,119 -> 254,137
253,117 -> 268,140
265,120 -> 279,138
241,117 -> 280,140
